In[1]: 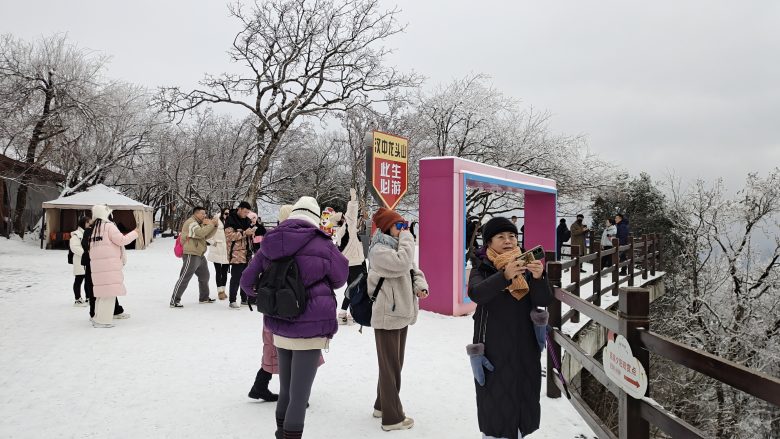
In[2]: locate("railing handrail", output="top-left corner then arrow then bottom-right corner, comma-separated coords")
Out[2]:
544,249 -> 779,438
638,329 -> 780,406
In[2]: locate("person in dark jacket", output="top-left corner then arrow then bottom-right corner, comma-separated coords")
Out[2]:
224,201 -> 255,308
240,196 -> 348,439
467,216 -> 552,439
615,213 -> 630,275
555,218 -> 571,261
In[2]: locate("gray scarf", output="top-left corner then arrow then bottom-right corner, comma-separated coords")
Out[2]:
370,230 -> 399,252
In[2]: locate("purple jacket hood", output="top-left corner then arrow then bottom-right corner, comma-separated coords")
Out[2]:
260,219 -> 330,260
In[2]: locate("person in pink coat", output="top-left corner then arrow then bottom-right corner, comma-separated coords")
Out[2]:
87,204 -> 139,328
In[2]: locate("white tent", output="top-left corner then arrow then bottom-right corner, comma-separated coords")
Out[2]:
41,184 -> 154,250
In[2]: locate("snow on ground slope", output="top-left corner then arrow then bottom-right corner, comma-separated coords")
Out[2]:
0,238 -> 595,439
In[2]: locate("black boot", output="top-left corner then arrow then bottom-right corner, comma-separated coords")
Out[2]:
248,368 -> 278,401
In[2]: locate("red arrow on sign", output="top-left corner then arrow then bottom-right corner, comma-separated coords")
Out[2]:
624,375 -> 640,388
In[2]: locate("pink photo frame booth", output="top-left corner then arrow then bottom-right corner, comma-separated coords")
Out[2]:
418,157 -> 557,316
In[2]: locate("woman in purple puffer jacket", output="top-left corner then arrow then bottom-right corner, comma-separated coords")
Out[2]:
241,196 -> 348,439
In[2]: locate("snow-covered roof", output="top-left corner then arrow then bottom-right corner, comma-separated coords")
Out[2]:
42,184 -> 152,211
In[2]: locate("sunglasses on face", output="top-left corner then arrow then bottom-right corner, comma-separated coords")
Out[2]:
394,221 -> 409,230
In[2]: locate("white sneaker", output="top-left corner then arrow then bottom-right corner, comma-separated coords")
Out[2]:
113,313 -> 131,319
92,321 -> 115,328
373,409 -> 382,418
74,299 -> 87,307
382,417 -> 414,431
229,302 -> 241,309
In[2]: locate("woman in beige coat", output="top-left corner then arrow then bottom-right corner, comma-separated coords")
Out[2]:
367,207 -> 429,431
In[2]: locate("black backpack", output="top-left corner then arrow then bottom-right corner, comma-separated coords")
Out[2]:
349,269 -> 415,328
253,256 -> 308,318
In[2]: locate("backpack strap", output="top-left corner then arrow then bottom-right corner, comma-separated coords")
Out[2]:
370,277 -> 384,302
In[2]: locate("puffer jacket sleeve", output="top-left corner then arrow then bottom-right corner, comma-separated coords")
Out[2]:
468,265 -> 510,305
326,244 -> 349,289
70,232 -> 84,258
193,222 -> 216,239
368,231 -> 415,278
528,274 -> 553,307
106,223 -> 138,247
240,250 -> 268,297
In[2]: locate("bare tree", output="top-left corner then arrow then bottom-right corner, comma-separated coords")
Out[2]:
0,33 -> 108,236
155,0 -> 420,204
652,169 -> 780,438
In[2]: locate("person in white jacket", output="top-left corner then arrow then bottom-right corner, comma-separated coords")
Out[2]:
367,207 -> 429,432
207,208 -> 231,301
600,218 -> 618,271
69,216 -> 90,307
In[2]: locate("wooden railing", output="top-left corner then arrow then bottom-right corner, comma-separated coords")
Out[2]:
543,241 -> 780,439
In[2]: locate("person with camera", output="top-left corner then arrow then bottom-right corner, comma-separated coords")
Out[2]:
367,207 -> 429,432
169,206 -> 218,307
224,201 -> 255,309
467,216 -> 552,439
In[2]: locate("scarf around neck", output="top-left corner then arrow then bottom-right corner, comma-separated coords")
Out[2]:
370,231 -> 399,252
486,246 -> 529,301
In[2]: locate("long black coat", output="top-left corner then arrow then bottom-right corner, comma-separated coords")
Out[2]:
468,256 -> 552,439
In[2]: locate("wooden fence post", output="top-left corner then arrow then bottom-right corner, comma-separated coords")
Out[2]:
656,235 -> 663,271
650,234 -> 656,277
571,245 -> 580,323
628,236 -> 636,287
618,287 -> 650,439
642,234 -> 649,280
546,257 -> 562,399
593,242 -> 602,307
612,237 -> 620,296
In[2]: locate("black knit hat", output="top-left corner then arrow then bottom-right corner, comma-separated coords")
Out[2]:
482,217 -> 518,244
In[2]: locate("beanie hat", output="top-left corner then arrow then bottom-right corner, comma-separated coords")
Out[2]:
289,196 -> 321,227
92,204 -> 112,221
278,205 -> 293,222
482,217 -> 518,244
372,207 -> 405,234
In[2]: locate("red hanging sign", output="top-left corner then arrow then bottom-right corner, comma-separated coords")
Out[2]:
366,131 -> 408,210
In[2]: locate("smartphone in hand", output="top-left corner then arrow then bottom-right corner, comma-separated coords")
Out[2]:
516,245 -> 545,264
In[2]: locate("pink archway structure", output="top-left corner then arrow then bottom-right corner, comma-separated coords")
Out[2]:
418,157 -> 557,316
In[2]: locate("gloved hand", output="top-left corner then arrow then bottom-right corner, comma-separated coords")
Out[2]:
466,343 -> 494,386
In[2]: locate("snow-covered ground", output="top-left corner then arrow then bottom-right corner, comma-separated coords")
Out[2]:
0,237 -> 595,439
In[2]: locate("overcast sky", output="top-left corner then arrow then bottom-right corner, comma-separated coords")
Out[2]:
2,0 -> 778,189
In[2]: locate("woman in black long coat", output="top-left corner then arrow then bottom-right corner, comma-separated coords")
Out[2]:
467,217 -> 552,439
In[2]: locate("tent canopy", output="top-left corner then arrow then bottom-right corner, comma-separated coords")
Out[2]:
41,184 -> 154,250
42,184 -> 153,211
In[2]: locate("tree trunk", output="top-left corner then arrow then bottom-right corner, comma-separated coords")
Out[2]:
12,83 -> 54,237
244,129 -> 281,205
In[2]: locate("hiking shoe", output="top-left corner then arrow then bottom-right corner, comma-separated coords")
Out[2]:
113,313 -> 131,319
382,417 -> 414,431
199,298 -> 216,304
91,321 -> 114,329
170,302 -> 183,308
373,409 -> 382,419
229,302 -> 241,309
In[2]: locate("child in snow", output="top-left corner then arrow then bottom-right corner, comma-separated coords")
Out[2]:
367,207 -> 429,431
467,217 -> 552,439
241,196 -> 348,439
69,216 -> 90,307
